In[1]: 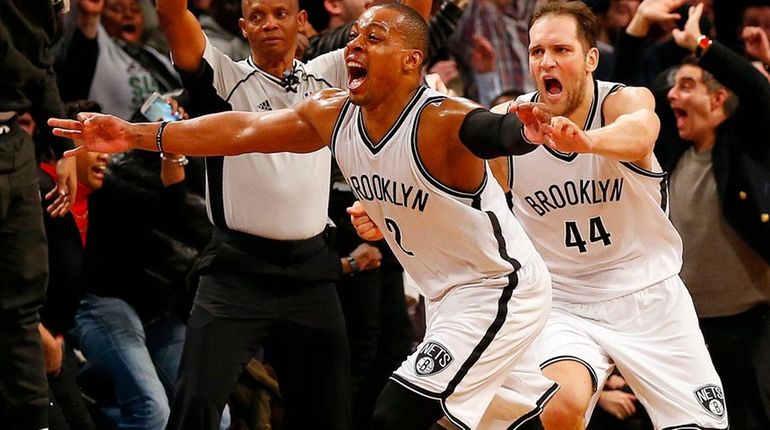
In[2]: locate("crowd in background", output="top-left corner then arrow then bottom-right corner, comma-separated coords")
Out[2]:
1,0 -> 769,429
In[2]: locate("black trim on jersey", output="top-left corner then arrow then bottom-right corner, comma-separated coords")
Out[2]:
304,72 -> 334,90
329,98 -> 353,157
507,383 -> 560,430
660,174 -> 669,212
540,355 -> 599,393
224,68 -> 260,104
661,425 -> 728,430
600,82 -> 625,127
389,375 -> 470,430
245,57 -> 286,87
410,95 -> 489,201
543,145 -> 579,162
584,81 -> 600,129
357,86 -> 427,155
242,58 -> 335,95
205,156 -> 227,227
505,189 -> 515,211
619,161 -> 666,178
177,58 -> 235,228
537,80 -> 599,162
437,211 -> 522,403
618,161 -> 670,211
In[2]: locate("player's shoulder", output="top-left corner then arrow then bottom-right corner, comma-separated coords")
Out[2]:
422,95 -> 482,122
296,88 -> 350,125
604,83 -> 653,103
307,88 -> 349,109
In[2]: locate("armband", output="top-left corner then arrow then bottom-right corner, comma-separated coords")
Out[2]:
459,108 -> 538,158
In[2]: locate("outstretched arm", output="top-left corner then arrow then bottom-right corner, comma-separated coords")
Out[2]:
156,0 -> 206,73
50,90 -> 347,157
584,86 -> 659,168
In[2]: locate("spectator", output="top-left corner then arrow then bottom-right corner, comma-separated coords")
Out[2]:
0,0 -> 77,428
664,5 -> 770,429
615,1 -> 770,428
55,0 -> 181,120
37,101 -> 103,430
451,0 -> 536,106
69,100 -> 197,429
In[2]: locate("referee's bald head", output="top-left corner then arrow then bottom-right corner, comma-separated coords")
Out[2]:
241,0 -> 300,18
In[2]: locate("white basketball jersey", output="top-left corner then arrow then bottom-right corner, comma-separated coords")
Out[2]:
510,80 -> 683,303
199,38 -> 347,240
332,87 -> 538,300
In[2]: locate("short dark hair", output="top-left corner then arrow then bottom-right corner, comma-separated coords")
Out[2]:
681,56 -> 739,117
374,3 -> 429,63
529,0 -> 599,52
299,0 -> 330,31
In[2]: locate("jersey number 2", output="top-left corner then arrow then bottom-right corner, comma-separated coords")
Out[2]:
565,216 -> 612,253
384,218 -> 415,256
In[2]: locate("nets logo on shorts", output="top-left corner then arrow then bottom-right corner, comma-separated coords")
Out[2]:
415,342 -> 453,377
694,385 -> 726,419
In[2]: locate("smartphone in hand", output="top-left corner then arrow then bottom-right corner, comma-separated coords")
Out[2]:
140,92 -> 182,122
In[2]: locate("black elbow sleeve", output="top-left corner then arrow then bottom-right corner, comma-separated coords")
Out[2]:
458,108 -> 538,158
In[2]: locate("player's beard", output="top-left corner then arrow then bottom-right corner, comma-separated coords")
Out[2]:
555,77 -> 588,118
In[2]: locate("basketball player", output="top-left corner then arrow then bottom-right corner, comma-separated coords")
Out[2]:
50,4 -> 559,429
490,2 -> 727,429
353,1 -> 728,429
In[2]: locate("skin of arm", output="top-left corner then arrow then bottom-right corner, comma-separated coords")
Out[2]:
417,97 -> 487,193
51,89 -> 347,157
538,87 -> 658,170
583,86 -> 659,169
155,0 -> 206,73
77,0 -> 104,39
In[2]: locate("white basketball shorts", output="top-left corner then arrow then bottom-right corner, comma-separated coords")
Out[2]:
534,275 -> 728,429
392,253 -> 558,430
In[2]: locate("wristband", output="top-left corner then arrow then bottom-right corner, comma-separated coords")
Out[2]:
156,121 -> 171,158
347,255 -> 360,273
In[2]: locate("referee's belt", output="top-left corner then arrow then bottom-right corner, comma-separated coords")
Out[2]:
212,226 -> 330,262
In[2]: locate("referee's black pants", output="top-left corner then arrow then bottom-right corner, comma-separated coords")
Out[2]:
167,230 -> 351,430
0,122 -> 49,430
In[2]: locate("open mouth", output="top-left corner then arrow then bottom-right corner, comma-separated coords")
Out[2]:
543,77 -> 563,96
91,164 -> 106,180
672,108 -> 688,129
121,23 -> 138,39
347,62 -> 368,90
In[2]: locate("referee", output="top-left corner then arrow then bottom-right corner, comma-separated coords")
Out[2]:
156,0 -> 351,429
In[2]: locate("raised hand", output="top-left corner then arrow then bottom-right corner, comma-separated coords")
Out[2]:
672,3 -> 704,52
45,157 -> 77,217
78,0 -> 104,15
347,201 -> 384,242
48,113 -> 135,157
743,26 -> 770,64
509,101 -> 551,144
471,34 -> 496,74
543,116 -> 594,153
627,0 -> 684,36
